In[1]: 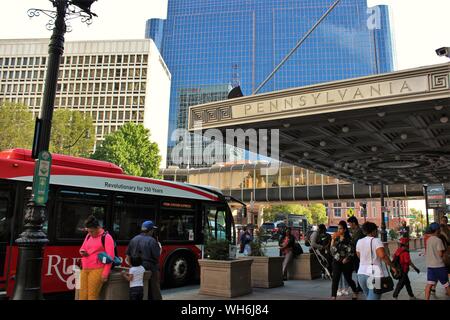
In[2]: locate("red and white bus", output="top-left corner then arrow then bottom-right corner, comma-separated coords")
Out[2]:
0,149 -> 237,298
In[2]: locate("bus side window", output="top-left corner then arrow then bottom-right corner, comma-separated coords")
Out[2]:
55,189 -> 107,240
113,206 -> 156,241
159,209 -> 195,241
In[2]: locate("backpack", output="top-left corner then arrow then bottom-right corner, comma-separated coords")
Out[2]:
87,231 -> 121,268
304,230 -> 314,247
293,242 -> 303,257
391,253 -> 403,280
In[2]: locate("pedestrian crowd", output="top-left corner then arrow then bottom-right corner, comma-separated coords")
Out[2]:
76,213 -> 449,301
296,215 -> 449,300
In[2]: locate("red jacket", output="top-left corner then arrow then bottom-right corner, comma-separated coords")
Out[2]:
393,247 -> 411,273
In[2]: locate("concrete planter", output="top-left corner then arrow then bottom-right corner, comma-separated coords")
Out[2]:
287,253 -> 322,280
198,258 -> 253,298
75,267 -> 151,300
239,256 -> 284,288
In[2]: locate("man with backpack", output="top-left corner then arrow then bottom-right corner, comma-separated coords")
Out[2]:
392,237 -> 420,299
126,220 -> 162,300
306,224 -> 332,276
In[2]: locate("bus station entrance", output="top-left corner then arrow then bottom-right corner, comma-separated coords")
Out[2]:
188,63 -> 450,220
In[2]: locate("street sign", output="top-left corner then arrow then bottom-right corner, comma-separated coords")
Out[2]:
427,184 -> 446,208
32,151 -> 52,206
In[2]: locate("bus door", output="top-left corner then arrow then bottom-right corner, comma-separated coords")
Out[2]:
0,183 -> 14,291
203,205 -> 230,241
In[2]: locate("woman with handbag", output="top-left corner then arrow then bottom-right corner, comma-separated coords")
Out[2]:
356,222 -> 397,300
78,215 -> 115,300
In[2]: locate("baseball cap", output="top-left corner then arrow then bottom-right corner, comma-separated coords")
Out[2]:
429,222 -> 440,232
141,220 -> 157,231
399,238 -> 409,245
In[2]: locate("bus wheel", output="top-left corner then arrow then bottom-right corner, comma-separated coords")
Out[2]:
165,253 -> 193,287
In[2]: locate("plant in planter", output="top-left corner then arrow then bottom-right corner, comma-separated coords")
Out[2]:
198,237 -> 253,298
204,238 -> 231,260
249,228 -> 266,257
389,229 -> 399,240
244,228 -> 284,288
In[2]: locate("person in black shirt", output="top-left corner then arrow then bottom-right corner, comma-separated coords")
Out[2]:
330,221 -> 359,300
347,216 -> 365,292
126,220 -> 162,300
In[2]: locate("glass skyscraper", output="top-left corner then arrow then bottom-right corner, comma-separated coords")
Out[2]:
146,0 -> 394,167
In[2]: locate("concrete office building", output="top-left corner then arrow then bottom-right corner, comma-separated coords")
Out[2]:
0,39 -> 171,167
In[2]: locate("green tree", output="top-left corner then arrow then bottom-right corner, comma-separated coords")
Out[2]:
410,208 -> 425,236
264,204 -> 312,223
309,203 -> 328,225
0,101 -> 34,151
50,109 -> 95,157
92,122 -> 161,178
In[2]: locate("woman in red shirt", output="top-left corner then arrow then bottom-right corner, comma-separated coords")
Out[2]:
392,238 -> 420,299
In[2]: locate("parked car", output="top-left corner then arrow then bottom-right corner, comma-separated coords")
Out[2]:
270,221 -> 287,241
326,225 -> 338,235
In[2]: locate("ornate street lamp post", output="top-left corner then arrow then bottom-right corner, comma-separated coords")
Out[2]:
12,0 -> 97,300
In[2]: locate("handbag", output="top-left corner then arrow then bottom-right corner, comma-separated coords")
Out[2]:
370,238 -> 394,295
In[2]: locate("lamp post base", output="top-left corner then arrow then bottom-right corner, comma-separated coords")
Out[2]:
11,201 -> 49,300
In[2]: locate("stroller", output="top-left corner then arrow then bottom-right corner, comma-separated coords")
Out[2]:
309,245 -> 332,280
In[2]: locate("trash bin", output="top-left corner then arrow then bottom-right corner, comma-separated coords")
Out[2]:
74,267 -> 152,300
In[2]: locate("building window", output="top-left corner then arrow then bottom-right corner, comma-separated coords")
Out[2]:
334,208 -> 341,217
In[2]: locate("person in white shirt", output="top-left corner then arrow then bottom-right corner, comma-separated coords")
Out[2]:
122,256 -> 146,300
356,222 -> 397,300
424,222 -> 450,300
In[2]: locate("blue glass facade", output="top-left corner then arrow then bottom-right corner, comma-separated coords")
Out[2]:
146,0 -> 394,166
145,19 -> 165,52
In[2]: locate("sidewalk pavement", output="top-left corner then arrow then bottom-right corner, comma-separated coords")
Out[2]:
162,251 -> 449,301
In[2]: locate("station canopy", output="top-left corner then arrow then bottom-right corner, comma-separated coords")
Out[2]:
188,63 -> 450,186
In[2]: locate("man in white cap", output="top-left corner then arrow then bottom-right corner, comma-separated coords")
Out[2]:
126,220 -> 162,300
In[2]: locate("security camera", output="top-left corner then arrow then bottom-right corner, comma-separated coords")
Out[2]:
435,47 -> 450,58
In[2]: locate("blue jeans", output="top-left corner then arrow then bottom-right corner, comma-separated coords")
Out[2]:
358,274 -> 381,300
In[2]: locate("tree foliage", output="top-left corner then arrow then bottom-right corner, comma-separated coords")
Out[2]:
50,109 -> 95,157
263,203 -> 327,225
309,203 -> 328,225
409,208 -> 426,236
0,102 -> 95,157
0,102 -> 34,151
92,122 -> 162,178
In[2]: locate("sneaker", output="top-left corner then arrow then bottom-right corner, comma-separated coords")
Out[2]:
393,296 -> 398,300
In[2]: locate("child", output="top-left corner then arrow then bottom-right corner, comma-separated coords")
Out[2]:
392,238 -> 420,299
122,256 -> 145,300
